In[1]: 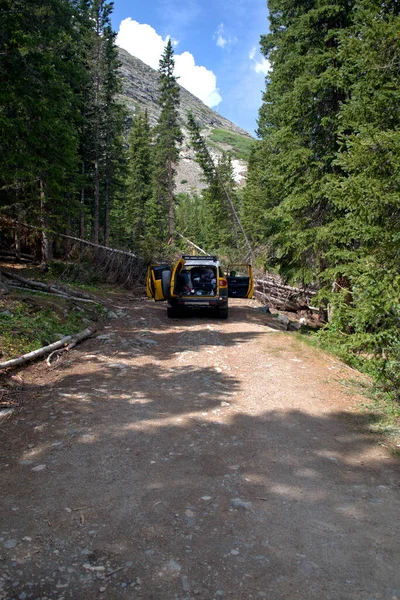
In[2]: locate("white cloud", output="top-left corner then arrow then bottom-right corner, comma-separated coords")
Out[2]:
217,35 -> 227,48
175,52 -> 222,107
254,57 -> 271,75
117,18 -> 167,70
215,24 -> 227,48
213,23 -> 237,50
248,46 -> 256,61
248,46 -> 271,75
117,18 -> 222,108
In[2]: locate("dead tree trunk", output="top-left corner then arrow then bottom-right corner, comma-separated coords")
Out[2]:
39,179 -> 52,267
168,158 -> 175,238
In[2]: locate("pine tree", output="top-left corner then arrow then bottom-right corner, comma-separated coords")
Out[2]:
0,0 -> 83,259
88,0 -> 111,244
122,110 -> 153,251
75,0 -> 126,244
246,0 -> 355,281
187,112 -> 251,255
245,0 -> 400,394
101,16 -> 127,246
319,0 -> 400,391
202,153 -> 238,252
150,39 -> 182,245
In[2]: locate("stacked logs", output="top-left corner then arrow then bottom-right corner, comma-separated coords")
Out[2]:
0,250 -> 35,263
254,274 -> 318,312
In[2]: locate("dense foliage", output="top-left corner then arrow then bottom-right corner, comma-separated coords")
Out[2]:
148,40 -> 183,247
0,4 -> 244,261
186,112 -> 245,255
0,0 -> 126,253
243,0 -> 400,395
110,40 -> 185,259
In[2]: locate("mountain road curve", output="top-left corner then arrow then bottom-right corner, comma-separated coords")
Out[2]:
1,298 -> 399,600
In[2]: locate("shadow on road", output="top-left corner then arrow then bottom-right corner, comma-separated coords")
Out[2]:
1,352 -> 399,599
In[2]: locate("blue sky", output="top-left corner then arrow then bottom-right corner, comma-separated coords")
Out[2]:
111,0 -> 271,135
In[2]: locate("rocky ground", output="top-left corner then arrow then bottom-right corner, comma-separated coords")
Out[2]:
1,298 -> 399,600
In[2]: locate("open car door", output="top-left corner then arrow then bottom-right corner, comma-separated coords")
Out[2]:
227,264 -> 254,299
146,264 -> 171,301
169,257 -> 186,298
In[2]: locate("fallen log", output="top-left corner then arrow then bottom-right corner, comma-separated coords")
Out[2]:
6,284 -> 97,304
254,275 -> 318,312
0,250 -> 35,260
53,283 -> 93,300
255,277 -> 317,296
0,217 -> 138,258
0,256 -> 34,264
2,270 -> 97,303
2,271 -> 69,296
254,291 -> 303,312
0,326 -> 96,371
46,326 -> 96,365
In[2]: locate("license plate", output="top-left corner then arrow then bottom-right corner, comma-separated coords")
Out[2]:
185,302 -> 210,306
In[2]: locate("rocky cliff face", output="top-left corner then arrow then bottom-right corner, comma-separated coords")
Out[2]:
118,48 -> 253,193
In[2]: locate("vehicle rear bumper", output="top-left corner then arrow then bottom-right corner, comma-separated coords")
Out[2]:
169,297 -> 228,310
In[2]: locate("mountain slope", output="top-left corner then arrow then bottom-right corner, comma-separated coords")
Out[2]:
118,48 -> 254,192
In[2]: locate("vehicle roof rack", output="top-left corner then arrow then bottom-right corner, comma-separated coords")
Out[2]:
182,254 -> 218,261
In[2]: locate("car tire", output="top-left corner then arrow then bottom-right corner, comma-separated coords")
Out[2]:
218,307 -> 228,319
161,269 -> 172,299
167,306 -> 179,319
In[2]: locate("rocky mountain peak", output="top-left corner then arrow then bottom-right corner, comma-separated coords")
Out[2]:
118,48 -> 254,193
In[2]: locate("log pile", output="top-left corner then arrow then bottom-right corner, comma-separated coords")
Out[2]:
255,274 -> 318,312
0,250 -> 35,263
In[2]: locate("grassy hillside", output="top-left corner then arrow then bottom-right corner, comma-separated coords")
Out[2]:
208,128 -> 255,161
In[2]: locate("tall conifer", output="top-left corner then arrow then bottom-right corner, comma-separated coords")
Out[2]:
0,0 -> 83,259
246,0 -> 354,281
150,40 -> 182,244
125,110 -> 153,251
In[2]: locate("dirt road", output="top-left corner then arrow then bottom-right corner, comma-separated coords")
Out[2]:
1,299 -> 399,600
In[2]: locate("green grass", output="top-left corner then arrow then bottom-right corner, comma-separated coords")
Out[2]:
358,386 -> 400,447
47,260 -> 103,288
0,294 -> 102,361
208,128 -> 255,161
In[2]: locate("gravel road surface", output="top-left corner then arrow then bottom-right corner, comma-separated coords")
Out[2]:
1,298 -> 399,600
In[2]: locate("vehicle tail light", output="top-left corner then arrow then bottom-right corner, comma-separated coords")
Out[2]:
219,278 -> 228,288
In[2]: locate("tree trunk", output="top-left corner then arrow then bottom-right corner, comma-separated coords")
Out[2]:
92,12 -> 102,245
93,158 -> 100,244
14,229 -> 21,262
0,271 -> 9,296
39,179 -> 52,266
80,162 -> 86,239
0,326 -> 96,371
65,207 -> 72,255
168,158 -> 174,237
104,160 -> 110,247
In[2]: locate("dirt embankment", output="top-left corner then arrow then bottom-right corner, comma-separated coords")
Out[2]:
1,298 -> 399,600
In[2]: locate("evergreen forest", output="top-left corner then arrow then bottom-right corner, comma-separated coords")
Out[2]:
1,0 -> 400,397
242,0 -> 400,398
